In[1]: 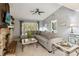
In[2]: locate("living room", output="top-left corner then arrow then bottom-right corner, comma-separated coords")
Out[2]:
0,3 -> 79,56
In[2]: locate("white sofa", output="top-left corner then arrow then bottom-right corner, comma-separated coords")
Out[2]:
35,31 -> 63,53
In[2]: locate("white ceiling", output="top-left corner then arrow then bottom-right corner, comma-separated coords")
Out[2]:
61,3 -> 79,11
10,3 -> 79,21
9,3 -> 62,21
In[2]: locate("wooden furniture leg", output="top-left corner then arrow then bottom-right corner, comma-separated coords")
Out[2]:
22,45 -> 24,52
66,52 -> 70,56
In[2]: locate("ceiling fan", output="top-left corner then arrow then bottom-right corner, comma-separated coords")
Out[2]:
31,8 -> 45,15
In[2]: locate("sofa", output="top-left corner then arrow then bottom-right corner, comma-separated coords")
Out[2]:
35,31 -> 63,53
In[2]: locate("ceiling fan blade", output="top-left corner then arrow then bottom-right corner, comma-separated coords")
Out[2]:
38,13 -> 40,15
30,11 -> 34,12
39,11 -> 45,13
31,8 -> 45,15
33,12 -> 36,14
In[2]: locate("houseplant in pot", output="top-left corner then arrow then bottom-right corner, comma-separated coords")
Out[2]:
27,31 -> 33,40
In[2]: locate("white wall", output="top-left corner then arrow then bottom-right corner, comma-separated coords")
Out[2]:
13,19 -> 20,37
42,6 -> 79,39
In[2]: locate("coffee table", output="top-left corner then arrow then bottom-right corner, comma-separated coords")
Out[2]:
52,42 -> 79,56
21,38 -> 38,52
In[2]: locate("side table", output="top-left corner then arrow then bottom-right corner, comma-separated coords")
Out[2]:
52,42 -> 79,56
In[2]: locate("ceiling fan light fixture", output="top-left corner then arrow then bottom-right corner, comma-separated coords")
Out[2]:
31,8 -> 45,15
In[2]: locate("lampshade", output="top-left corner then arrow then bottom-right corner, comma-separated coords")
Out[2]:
70,24 -> 76,27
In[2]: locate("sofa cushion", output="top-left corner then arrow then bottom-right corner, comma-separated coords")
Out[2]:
40,32 -> 56,40
35,35 -> 48,42
50,38 -> 64,44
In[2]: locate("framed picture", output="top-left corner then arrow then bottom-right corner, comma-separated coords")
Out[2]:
51,20 -> 57,33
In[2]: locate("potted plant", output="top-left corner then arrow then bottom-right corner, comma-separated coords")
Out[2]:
27,31 -> 33,39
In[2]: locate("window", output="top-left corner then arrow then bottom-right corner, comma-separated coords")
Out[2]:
22,22 -> 38,35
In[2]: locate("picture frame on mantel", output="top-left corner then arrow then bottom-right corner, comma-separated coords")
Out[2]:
51,20 -> 57,33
